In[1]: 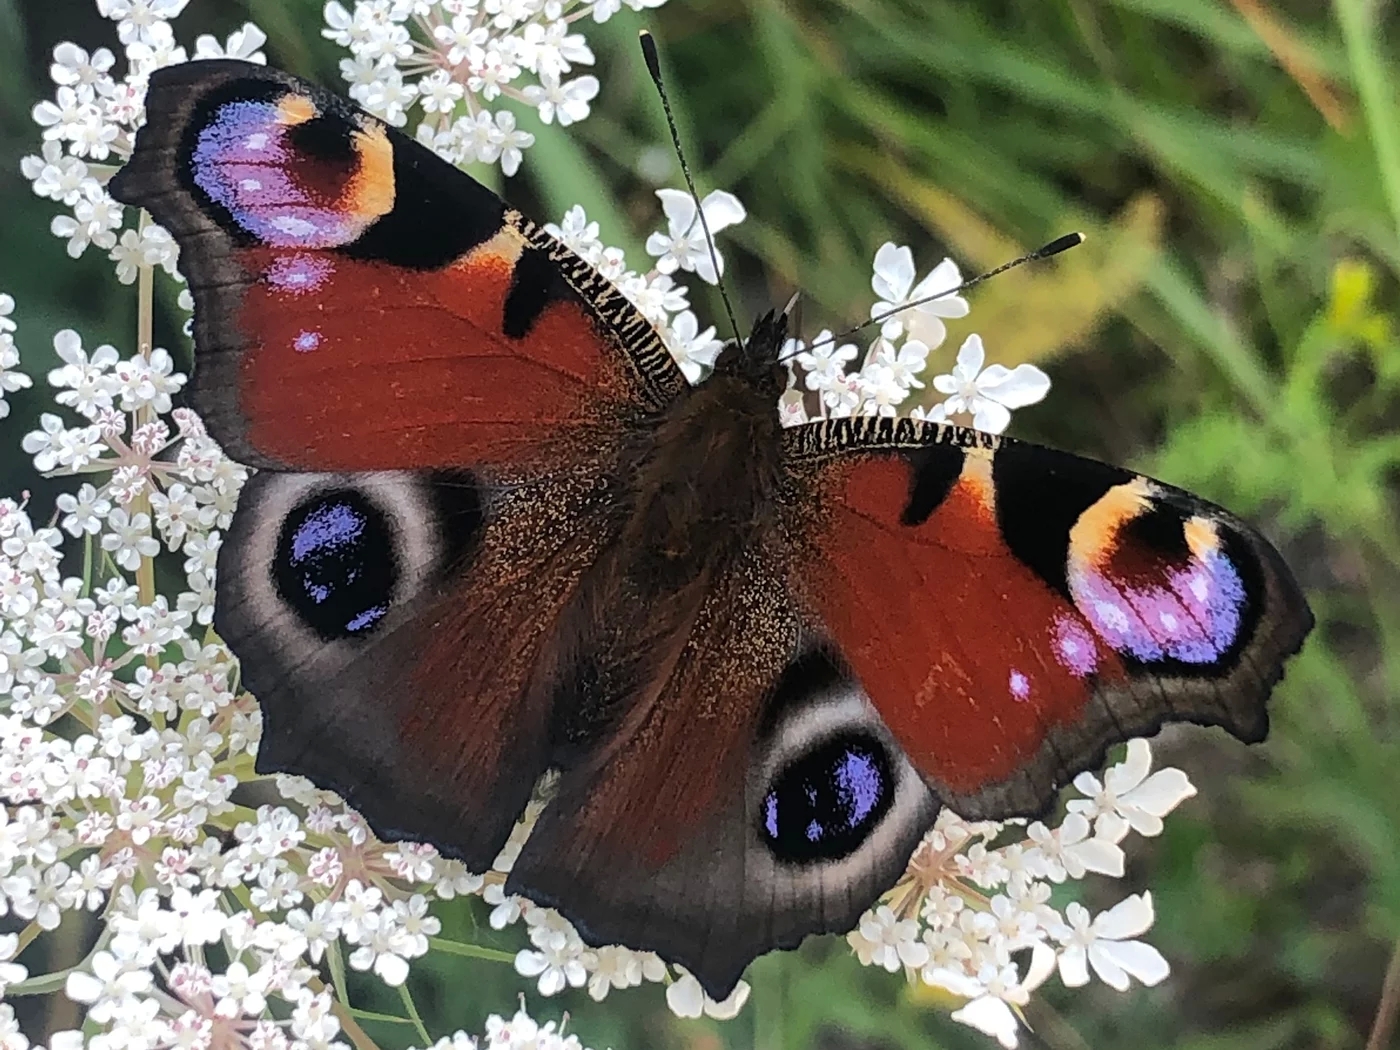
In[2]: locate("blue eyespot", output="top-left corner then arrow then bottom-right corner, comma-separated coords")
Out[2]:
273,490 -> 397,641
759,734 -> 893,863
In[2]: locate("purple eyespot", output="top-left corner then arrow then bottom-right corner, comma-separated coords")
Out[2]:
1070,546 -> 1246,664
759,734 -> 893,864
191,99 -> 367,249
273,491 -> 397,641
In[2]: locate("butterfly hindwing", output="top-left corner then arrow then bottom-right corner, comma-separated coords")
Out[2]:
109,60 -> 684,473
220,465 -> 620,869
510,539 -> 935,997
782,416 -> 1312,818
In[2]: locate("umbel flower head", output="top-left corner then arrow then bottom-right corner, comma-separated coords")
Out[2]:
1,3 -> 1193,1049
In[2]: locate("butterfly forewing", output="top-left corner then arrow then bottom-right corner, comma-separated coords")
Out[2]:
781,415 -> 1311,819
109,60 -> 685,473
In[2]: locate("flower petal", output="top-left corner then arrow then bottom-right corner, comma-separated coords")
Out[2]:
971,398 -> 1011,434
1104,737 -> 1153,795
1093,892 -> 1155,940
702,978 -> 750,1019
699,189 -> 746,232
922,966 -> 983,999
1024,941 -> 1058,992
1124,768 -> 1197,819
977,362 -> 1050,409
905,313 -> 949,350
872,242 -> 916,301
932,373 -> 960,395
951,996 -> 1022,1049
1057,945 -> 1090,988
911,258 -> 964,300
955,334 -> 986,378
1087,943 -> 1131,991
665,971 -> 705,1018
655,188 -> 696,235
1100,939 -> 1171,987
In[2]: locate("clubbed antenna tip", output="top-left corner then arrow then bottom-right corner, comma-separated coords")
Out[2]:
639,30 -> 662,84
1034,231 -> 1086,260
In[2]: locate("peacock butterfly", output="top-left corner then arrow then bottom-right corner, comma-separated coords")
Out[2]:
109,59 -> 1313,998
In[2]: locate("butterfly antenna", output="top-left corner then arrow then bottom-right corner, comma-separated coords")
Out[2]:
776,232 -> 1085,364
639,30 -> 744,347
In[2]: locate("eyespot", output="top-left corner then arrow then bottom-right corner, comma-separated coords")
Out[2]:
272,489 -> 398,641
759,732 -> 894,863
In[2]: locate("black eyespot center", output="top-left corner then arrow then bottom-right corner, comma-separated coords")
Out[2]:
759,732 -> 894,864
273,488 -> 398,641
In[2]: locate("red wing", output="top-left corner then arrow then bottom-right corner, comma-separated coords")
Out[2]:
782,416 -> 1313,818
109,60 -> 683,473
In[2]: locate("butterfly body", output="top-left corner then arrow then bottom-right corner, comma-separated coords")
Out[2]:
110,60 -> 1313,997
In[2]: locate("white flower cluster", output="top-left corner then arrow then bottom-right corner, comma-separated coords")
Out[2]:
778,243 -> 1051,431
327,0 -> 665,175
0,303 -> 674,1045
846,740 -> 1193,1046
554,193 -> 1050,433
24,2 -> 269,268
2,4 -> 1198,1049
0,296 -> 33,420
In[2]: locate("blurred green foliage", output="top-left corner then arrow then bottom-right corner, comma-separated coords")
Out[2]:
3,0 -> 1400,1047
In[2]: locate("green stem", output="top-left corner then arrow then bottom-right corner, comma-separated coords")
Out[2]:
327,940 -> 351,1005
428,937 -> 517,965
345,1008 -> 419,1027
13,922 -> 42,955
1335,0 -> 1400,238
397,984 -> 432,1046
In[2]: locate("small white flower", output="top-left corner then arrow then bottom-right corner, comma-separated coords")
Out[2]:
101,509 -> 159,571
1068,738 -> 1197,842
493,110 -> 533,176
857,362 -> 908,417
1055,893 -> 1171,991
522,72 -> 599,126
1027,812 -> 1124,882
48,329 -> 118,416
665,310 -> 724,383
870,244 -> 969,346
847,905 -> 930,971
544,205 -> 602,260
514,936 -> 588,997
97,0 -> 191,46
362,67 -> 418,127
51,182 -> 124,258
645,188 -> 746,284
930,334 -> 1051,433
417,69 -> 466,114
21,414 -> 105,473
50,43 -> 116,94
65,949 -> 154,1023
793,331 -> 858,394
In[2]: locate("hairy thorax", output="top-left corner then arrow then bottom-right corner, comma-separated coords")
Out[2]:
621,372 -> 786,592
